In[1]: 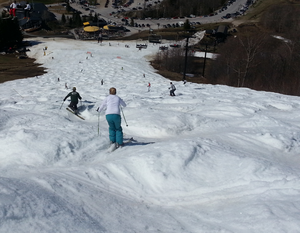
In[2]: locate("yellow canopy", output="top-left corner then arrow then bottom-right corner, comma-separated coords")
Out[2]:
103,25 -> 110,30
83,22 -> 90,26
103,25 -> 124,31
84,26 -> 100,32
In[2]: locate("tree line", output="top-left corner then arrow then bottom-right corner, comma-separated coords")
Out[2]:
207,3 -> 300,96
153,2 -> 300,96
126,0 -> 226,19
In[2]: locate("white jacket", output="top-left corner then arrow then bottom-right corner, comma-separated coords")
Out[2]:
97,94 -> 126,115
10,2 -> 17,9
170,83 -> 176,90
25,3 -> 31,10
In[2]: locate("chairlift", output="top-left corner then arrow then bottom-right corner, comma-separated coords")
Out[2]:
159,45 -> 168,51
170,44 -> 181,48
148,34 -> 162,44
136,39 -> 148,49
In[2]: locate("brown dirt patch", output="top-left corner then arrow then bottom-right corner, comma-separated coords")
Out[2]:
0,54 -> 46,83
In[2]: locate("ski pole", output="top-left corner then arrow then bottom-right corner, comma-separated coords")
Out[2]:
13,89 -> 23,98
98,112 -> 100,135
59,101 -> 64,109
121,107 -> 128,127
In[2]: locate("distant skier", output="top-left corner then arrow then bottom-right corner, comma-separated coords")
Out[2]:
24,2 -> 31,18
63,87 -> 82,114
98,33 -> 102,43
147,82 -> 151,92
9,1 -> 17,17
96,87 -> 126,148
169,82 -> 176,96
101,79 -> 104,85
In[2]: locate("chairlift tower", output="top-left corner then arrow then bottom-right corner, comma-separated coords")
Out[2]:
182,29 -> 196,81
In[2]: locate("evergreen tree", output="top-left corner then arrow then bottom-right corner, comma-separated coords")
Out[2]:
61,14 -> 66,24
74,12 -> 82,27
66,2 -> 71,12
0,18 -> 23,51
69,18 -> 73,27
183,19 -> 191,31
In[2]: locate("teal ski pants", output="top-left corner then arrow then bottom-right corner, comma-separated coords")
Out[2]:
106,114 -> 123,144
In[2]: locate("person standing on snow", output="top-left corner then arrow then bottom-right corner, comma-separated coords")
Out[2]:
63,87 -> 82,113
169,82 -> 176,96
9,1 -> 17,17
97,87 -> 126,148
24,2 -> 31,18
98,33 -> 102,43
147,82 -> 151,92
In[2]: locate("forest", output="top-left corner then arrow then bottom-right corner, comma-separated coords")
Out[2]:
154,1 -> 300,96
207,3 -> 300,95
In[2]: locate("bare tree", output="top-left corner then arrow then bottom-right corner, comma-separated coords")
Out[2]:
236,34 -> 266,87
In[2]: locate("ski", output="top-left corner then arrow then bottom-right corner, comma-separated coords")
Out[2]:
66,108 -> 85,120
107,137 -> 134,153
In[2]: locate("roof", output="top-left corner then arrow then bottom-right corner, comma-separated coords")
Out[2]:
216,25 -> 228,35
103,25 -> 125,31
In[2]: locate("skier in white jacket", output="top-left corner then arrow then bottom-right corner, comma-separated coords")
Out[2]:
169,82 -> 176,96
97,87 -> 126,147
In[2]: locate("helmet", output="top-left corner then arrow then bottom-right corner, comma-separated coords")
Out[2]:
73,87 -> 76,91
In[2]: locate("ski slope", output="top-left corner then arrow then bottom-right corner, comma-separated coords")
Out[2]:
0,37 -> 300,232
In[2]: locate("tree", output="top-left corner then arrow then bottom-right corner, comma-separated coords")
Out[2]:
0,18 -> 23,51
235,34 -> 266,87
61,14 -> 66,24
183,19 -> 191,31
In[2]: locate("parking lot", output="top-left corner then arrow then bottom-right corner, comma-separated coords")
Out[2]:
69,0 -> 254,34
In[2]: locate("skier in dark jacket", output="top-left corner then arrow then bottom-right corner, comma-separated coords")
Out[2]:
64,87 -> 82,113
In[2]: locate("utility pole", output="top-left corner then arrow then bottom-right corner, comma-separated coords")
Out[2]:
182,36 -> 190,81
182,29 -> 195,81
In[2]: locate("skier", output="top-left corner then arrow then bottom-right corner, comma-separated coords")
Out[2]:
169,82 -> 176,96
23,2 -> 31,18
147,82 -> 151,92
96,87 -> 126,148
98,33 -> 102,43
63,87 -> 82,114
9,1 -> 17,17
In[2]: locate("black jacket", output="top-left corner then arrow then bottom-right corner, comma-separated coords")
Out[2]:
64,91 -> 82,104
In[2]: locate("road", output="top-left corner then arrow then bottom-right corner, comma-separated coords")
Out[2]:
69,0 -> 251,34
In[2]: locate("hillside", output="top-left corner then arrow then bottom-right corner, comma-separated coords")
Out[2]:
0,0 -> 289,84
0,37 -> 299,232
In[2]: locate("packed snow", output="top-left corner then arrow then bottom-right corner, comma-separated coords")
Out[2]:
0,37 -> 300,233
